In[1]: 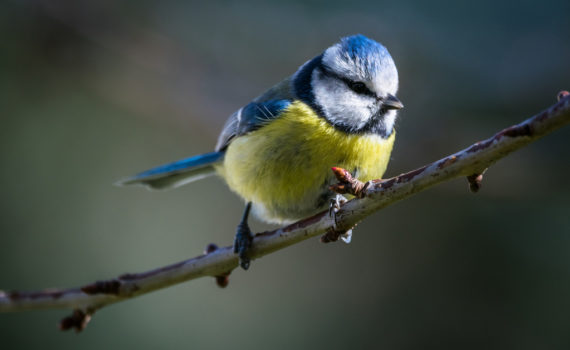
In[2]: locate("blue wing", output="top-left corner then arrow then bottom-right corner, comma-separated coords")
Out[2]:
216,77 -> 293,151
239,99 -> 291,133
117,152 -> 224,190
215,99 -> 291,151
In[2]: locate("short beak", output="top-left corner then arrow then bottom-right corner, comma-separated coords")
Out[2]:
382,94 -> 404,110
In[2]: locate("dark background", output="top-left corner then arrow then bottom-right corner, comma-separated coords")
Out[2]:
1,1 -> 569,349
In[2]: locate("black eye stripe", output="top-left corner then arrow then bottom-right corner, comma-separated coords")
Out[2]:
347,81 -> 373,95
319,65 -> 375,97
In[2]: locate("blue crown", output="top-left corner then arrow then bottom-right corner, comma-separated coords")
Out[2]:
339,34 -> 391,76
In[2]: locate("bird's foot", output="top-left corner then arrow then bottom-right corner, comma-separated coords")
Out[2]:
233,202 -> 254,270
328,193 -> 348,227
234,222 -> 253,270
321,194 -> 352,243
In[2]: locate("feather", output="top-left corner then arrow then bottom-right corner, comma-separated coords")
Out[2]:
116,152 -> 224,190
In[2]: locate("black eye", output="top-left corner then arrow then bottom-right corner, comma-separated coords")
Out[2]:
348,81 -> 369,95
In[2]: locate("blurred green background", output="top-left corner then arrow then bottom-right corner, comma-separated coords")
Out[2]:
1,0 -> 569,349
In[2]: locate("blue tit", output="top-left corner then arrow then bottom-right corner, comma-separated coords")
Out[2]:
118,34 -> 403,269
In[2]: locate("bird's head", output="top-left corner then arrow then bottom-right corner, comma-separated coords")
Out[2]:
294,34 -> 402,137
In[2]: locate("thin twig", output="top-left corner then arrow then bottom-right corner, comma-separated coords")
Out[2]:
1,93 -> 569,332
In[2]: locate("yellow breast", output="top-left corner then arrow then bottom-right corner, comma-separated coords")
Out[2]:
217,101 -> 395,223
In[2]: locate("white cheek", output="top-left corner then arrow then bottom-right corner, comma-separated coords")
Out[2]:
312,72 -> 374,129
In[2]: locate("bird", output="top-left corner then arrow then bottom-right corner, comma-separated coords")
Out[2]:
118,34 -> 403,269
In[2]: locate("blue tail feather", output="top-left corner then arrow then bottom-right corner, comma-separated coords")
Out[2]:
134,152 -> 223,179
117,151 -> 224,190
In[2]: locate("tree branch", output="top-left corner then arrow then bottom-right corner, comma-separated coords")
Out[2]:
1,92 -> 569,332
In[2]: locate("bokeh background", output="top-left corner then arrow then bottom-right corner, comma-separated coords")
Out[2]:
1,0 -> 569,349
